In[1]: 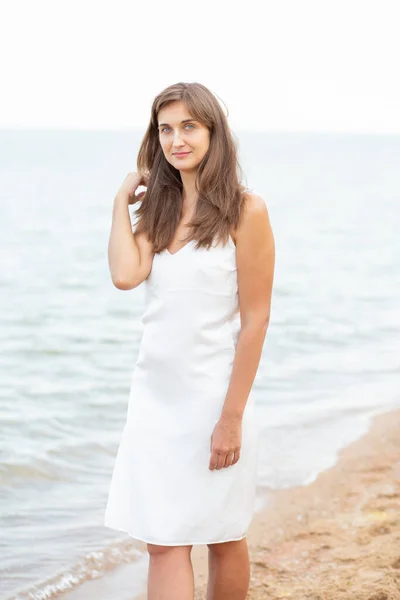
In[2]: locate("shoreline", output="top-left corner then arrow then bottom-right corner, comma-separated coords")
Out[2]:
137,406 -> 400,599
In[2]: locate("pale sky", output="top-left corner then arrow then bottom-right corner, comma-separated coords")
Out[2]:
1,0 -> 399,133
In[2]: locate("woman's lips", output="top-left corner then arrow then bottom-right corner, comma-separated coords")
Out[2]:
174,152 -> 191,157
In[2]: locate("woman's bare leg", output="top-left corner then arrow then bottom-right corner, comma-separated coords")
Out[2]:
206,538 -> 250,600
147,543 -> 194,600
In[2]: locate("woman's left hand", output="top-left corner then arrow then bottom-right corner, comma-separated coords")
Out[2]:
209,415 -> 242,470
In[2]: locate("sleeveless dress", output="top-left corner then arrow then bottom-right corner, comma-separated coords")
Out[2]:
104,234 -> 260,545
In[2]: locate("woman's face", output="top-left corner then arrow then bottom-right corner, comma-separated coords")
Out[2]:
157,100 -> 210,172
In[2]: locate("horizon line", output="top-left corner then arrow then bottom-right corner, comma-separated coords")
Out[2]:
1,126 -> 400,136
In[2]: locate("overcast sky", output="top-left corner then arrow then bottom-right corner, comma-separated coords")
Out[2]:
1,0 -> 399,133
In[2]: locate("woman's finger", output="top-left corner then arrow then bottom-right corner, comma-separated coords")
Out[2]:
231,449 -> 241,465
215,454 -> 224,470
209,450 -> 219,471
223,452 -> 235,468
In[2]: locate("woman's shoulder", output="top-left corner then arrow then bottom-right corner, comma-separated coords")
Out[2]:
230,191 -> 269,245
243,190 -> 268,211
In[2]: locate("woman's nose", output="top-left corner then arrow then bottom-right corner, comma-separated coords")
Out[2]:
172,131 -> 185,146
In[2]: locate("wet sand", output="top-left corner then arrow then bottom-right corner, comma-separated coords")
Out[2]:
140,407 -> 400,599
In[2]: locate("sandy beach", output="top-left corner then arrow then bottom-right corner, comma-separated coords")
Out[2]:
136,407 -> 400,599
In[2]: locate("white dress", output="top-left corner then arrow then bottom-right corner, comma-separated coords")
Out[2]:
104,234 -> 260,545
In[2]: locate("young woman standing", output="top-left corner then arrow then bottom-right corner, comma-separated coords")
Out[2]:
105,81 -> 275,600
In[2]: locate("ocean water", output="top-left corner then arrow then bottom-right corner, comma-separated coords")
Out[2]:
1,130 -> 399,599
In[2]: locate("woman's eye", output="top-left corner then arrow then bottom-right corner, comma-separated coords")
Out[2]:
184,124 -> 194,129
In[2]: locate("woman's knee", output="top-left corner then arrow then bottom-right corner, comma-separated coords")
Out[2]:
147,543 -> 193,557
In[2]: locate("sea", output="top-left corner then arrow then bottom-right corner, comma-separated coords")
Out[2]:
1,129 -> 399,599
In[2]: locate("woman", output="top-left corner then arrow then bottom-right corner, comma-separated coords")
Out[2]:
105,82 -> 275,600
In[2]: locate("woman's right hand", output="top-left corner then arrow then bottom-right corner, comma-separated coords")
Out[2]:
117,171 -> 149,205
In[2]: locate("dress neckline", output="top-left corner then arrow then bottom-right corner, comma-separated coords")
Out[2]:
164,235 -> 236,257
165,239 -> 195,257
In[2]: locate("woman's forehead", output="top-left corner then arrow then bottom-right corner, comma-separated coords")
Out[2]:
158,101 -> 193,123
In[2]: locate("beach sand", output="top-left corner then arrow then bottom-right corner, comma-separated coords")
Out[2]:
137,407 -> 400,599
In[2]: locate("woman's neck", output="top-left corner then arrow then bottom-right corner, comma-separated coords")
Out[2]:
180,171 -> 198,213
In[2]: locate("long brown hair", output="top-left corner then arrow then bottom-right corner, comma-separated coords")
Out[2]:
133,82 -> 249,253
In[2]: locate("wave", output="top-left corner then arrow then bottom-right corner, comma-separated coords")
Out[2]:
10,538 -> 143,600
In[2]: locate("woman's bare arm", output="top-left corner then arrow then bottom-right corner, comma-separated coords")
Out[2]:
108,173 -> 153,290
208,192 -> 275,470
